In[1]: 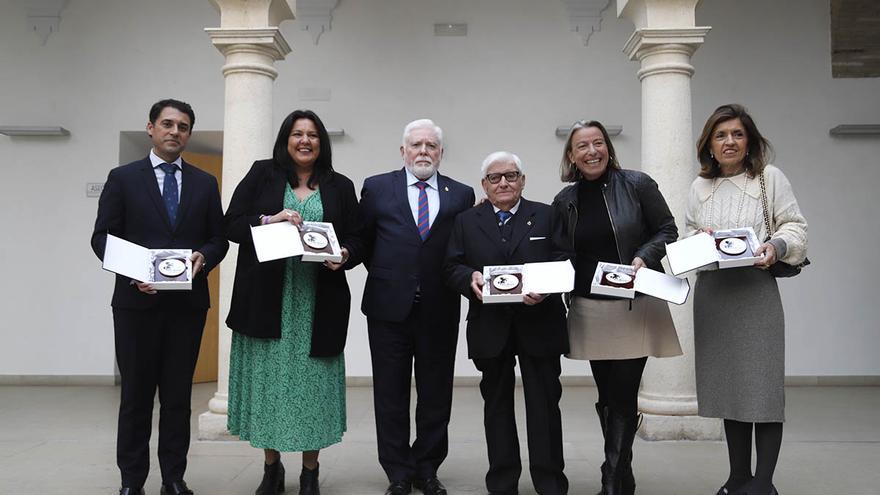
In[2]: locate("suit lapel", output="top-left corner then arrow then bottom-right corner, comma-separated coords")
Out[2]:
425,173 -> 458,242
475,202 -> 507,258
506,199 -> 536,256
174,162 -> 195,232
139,159 -> 174,231
392,169 -> 422,240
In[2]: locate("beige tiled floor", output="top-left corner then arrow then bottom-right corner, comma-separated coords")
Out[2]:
0,384 -> 877,494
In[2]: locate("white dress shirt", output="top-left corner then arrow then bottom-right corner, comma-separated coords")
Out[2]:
149,149 -> 183,199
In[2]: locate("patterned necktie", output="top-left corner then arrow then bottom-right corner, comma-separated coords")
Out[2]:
159,163 -> 179,225
415,181 -> 430,241
497,210 -> 513,241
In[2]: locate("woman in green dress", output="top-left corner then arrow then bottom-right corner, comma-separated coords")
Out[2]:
224,110 -> 362,495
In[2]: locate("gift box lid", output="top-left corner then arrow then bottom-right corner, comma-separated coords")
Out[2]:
250,221 -> 304,262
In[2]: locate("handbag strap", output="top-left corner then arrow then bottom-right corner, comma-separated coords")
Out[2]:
758,171 -> 776,237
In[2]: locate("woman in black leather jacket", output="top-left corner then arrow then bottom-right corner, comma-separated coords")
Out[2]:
551,120 -> 681,495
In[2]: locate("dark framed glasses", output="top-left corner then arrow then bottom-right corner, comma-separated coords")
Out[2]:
485,171 -> 521,184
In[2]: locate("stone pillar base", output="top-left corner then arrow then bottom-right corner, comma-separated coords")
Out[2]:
638,413 -> 723,441
197,411 -> 237,441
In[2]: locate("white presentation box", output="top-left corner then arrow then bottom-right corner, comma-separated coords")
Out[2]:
714,227 -> 763,269
665,227 -> 764,277
590,262 -> 690,305
102,234 -> 192,290
251,221 -> 304,262
299,222 -> 343,263
250,221 -> 343,263
482,260 -> 575,304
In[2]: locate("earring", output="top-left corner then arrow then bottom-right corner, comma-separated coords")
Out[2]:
710,152 -> 715,159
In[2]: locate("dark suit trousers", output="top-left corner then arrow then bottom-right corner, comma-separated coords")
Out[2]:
113,305 -> 206,488
473,336 -> 568,495
367,302 -> 458,482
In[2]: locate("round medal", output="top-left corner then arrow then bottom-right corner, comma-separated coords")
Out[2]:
492,274 -> 520,292
718,237 -> 747,256
157,258 -> 186,278
302,231 -> 329,249
604,272 -> 633,286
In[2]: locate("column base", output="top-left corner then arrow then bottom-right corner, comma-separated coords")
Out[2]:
198,410 -> 237,441
637,413 -> 723,441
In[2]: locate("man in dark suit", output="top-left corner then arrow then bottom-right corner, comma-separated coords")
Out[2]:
444,151 -> 570,495
357,119 -> 475,495
91,99 -> 228,495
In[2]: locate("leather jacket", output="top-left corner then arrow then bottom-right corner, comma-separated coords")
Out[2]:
551,167 -> 677,271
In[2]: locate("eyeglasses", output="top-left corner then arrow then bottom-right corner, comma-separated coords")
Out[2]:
485,171 -> 521,184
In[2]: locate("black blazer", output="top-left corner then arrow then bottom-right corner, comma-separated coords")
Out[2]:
224,159 -> 362,357
444,199 -> 571,359
91,157 -> 228,310
356,168 -> 475,324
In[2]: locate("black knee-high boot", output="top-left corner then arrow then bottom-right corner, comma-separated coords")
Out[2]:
595,403 -> 636,494
597,407 -> 638,495
256,460 -> 286,495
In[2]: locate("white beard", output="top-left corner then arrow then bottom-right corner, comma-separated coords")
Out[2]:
407,161 -> 437,180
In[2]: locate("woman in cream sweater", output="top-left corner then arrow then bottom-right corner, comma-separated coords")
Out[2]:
687,104 -> 808,495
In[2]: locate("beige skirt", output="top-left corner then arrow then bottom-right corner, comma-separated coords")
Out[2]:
566,295 -> 682,360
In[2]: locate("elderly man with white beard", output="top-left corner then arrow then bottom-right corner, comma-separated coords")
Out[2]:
354,119 -> 475,495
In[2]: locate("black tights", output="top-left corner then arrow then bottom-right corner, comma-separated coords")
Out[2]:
723,419 -> 783,493
590,357 -> 647,417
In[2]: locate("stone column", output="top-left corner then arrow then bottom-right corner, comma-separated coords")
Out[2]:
199,0 -> 295,440
617,0 -> 720,440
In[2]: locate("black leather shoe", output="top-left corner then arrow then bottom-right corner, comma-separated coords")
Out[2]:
413,477 -> 447,495
160,480 -> 194,495
118,488 -> 144,495
385,480 -> 412,495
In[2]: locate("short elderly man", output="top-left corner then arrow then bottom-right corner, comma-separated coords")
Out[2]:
357,119 -> 475,495
444,152 -> 570,495
91,99 -> 228,495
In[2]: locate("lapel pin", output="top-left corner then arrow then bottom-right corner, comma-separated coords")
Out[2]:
444,186 -> 449,192
527,220 -> 532,226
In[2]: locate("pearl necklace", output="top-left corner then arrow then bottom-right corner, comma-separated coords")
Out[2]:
708,172 -> 750,230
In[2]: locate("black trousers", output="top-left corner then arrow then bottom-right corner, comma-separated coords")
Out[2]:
113,305 -> 206,488
367,302 -> 458,482
473,337 -> 568,495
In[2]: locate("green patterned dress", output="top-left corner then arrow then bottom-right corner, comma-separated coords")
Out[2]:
228,187 -> 346,451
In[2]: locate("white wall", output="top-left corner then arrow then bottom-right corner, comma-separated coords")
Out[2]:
0,0 -> 876,378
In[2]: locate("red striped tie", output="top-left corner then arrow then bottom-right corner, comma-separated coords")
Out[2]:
416,181 -> 430,241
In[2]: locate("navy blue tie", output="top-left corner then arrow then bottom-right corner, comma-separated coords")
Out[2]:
159,163 -> 179,225
497,210 -> 512,241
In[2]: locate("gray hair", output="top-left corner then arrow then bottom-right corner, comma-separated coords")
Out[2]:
402,119 -> 444,147
481,151 -> 524,176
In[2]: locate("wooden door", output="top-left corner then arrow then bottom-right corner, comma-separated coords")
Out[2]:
182,151 -> 222,384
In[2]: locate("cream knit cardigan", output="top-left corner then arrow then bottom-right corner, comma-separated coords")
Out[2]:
685,164 -> 808,265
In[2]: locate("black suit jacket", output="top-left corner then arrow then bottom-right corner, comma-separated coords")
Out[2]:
224,159 -> 362,357
91,157 -> 228,310
444,199 -> 571,359
356,168 -> 475,324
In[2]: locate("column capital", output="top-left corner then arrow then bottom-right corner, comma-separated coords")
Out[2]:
622,26 -> 711,60
205,27 -> 292,60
